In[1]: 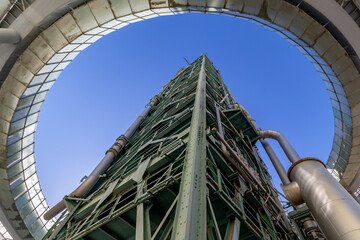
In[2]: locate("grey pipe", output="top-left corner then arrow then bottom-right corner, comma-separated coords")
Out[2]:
43,94 -> 161,220
260,134 -> 303,205
226,107 -> 291,186
0,28 -> 21,43
261,129 -> 360,239
260,139 -> 290,185
259,130 -> 300,164
289,158 -> 360,240
253,120 -> 360,238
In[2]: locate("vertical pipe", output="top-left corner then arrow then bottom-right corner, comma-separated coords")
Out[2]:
260,139 -> 290,185
171,55 -> 207,240
289,158 -> 360,240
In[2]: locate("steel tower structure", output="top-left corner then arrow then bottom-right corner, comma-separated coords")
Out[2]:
44,55 -> 298,240
3,1 -> 360,238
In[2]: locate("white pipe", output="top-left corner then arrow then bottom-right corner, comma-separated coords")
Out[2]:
0,29 -> 21,43
43,94 -> 161,220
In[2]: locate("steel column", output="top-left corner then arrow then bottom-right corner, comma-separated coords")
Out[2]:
171,55 -> 207,240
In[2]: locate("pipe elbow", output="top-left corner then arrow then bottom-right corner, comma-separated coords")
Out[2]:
259,130 -> 282,140
260,129 -> 300,164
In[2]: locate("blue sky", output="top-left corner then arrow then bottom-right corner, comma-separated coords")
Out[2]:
35,13 -> 334,207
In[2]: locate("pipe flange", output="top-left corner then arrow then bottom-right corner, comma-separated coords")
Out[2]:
287,158 -> 326,181
117,135 -> 134,145
150,98 -> 159,105
105,148 -> 119,156
113,142 -> 123,148
116,136 -> 126,142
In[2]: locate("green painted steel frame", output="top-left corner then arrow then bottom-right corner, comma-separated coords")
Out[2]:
44,55 -> 299,240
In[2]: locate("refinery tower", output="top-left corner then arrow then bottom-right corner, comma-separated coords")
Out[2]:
42,55 -> 360,240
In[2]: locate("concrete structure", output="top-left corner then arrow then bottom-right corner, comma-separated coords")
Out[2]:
0,0 -> 360,239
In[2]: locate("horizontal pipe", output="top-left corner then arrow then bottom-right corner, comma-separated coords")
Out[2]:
260,139 -> 290,185
259,130 -> 300,164
44,94 -> 161,220
0,28 -> 21,43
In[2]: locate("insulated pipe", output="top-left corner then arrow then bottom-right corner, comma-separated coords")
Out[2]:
0,28 -> 21,43
44,94 -> 161,220
260,139 -> 291,185
259,130 -> 300,164
289,158 -> 360,240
